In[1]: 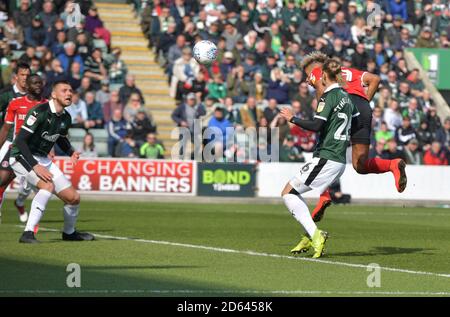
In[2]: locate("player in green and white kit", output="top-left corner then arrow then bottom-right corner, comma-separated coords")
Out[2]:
280,59 -> 359,258
9,80 -> 94,243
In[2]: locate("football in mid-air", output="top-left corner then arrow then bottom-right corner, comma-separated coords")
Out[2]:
193,40 -> 218,65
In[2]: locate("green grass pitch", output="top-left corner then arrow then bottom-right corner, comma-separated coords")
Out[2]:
0,199 -> 449,297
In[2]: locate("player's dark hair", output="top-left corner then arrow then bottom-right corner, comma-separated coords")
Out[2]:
322,58 -> 342,82
52,79 -> 72,90
15,62 -> 30,74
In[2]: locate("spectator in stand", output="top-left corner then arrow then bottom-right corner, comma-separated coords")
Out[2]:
416,26 -> 438,48
240,97 -> 263,129
388,0 -> 408,22
263,98 -> 280,124
207,73 -> 227,103
266,68 -> 290,104
109,47 -> 128,84
14,0 -> 35,29
264,23 -> 287,57
423,141 -> 448,165
395,116 -> 417,147
291,123 -> 316,153
119,74 -> 145,106
397,81 -> 412,109
75,32 -> 92,61
116,133 -> 139,158
131,109 -> 157,147
369,140 -> 387,159
245,72 -> 267,103
330,11 -> 351,46
84,48 -> 108,90
96,80 -> 110,106
171,92 -> 206,135
270,112 -> 290,145
57,41 -> 84,74
66,91 -> 88,129
402,98 -> 424,130
394,27 -> 415,51
403,139 -> 422,165
124,92 -> 146,123
167,34 -> 186,71
170,47 -> 199,100
352,43 -> 369,70
222,21 -> 242,51
416,120 -> 434,151
103,90 -> 124,123
226,65 -> 247,103
235,10 -> 251,35
3,17 -> 25,50
78,132 -> 98,158
107,109 -> 131,157
24,15 -> 48,53
298,10 -> 324,43
51,30 -> 67,57
84,91 -> 103,129
39,0 -> 58,31
85,5 -> 111,47
139,132 -> 165,159
383,139 -> 405,160
67,61 -> 82,91
436,117 -> 450,150
425,106 -> 442,134
220,51 -> 236,82
44,59 -> 65,95
208,107 -> 233,160
78,76 -> 92,99
375,122 -> 394,144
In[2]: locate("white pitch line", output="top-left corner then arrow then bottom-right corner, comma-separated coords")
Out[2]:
0,289 -> 449,296
21,225 -> 450,280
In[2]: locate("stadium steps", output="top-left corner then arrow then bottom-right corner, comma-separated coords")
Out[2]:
98,2 -> 176,158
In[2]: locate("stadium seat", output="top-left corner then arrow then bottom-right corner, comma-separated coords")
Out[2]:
96,141 -> 109,157
70,141 -> 83,152
89,129 -> 109,142
93,39 -> 108,55
68,128 -> 87,142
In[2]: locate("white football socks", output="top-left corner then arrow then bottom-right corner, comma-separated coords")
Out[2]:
283,193 -> 317,237
63,204 -> 80,235
24,190 -> 52,232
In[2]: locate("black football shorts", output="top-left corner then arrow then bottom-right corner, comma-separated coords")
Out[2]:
349,94 -> 372,145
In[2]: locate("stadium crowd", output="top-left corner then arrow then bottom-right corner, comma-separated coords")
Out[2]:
140,0 -> 450,165
0,0 -> 448,165
0,0 -> 162,159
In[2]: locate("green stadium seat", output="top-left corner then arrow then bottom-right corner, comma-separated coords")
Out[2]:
96,142 -> 109,157
68,128 -> 87,142
90,128 -> 109,142
93,39 -> 108,54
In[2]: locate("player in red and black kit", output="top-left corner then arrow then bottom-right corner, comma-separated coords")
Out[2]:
0,74 -> 47,221
301,52 -> 407,221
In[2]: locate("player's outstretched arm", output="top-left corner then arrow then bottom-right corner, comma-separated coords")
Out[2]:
363,72 -> 381,101
280,107 -> 325,132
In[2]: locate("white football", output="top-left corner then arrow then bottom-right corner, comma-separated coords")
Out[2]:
193,40 -> 218,65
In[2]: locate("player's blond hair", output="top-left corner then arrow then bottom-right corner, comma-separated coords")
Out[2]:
300,51 -> 329,70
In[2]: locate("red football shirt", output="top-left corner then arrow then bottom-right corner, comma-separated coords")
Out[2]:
308,66 -> 368,100
5,96 -> 47,139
